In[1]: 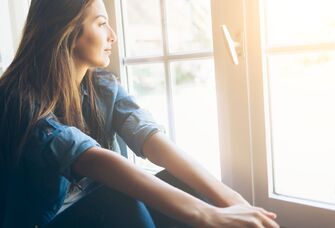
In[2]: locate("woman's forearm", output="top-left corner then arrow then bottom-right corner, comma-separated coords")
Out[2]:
143,132 -> 249,207
72,147 -> 211,227
71,146 -> 279,228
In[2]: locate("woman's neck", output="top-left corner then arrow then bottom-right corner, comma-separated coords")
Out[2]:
74,62 -> 89,85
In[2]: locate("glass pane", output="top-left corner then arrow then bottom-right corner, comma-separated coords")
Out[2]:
127,63 -> 167,172
265,0 -> 335,46
268,51 -> 335,204
166,0 -> 213,53
0,1 -> 14,69
122,0 -> 163,57
171,59 -> 220,178
0,52 -> 3,76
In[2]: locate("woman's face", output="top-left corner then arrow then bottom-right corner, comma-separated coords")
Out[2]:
73,0 -> 116,68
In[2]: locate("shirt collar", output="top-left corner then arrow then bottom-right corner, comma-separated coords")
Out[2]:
80,81 -> 88,96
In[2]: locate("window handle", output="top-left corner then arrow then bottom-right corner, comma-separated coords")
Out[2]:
221,25 -> 242,65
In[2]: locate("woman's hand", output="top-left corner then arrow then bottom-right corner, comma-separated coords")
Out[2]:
196,204 -> 280,228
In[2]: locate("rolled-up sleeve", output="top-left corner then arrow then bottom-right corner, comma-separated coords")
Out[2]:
112,83 -> 161,158
26,117 -> 101,182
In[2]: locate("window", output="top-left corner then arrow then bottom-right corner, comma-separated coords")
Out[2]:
212,0 -> 335,226
0,0 -> 30,76
0,0 -> 14,76
0,52 -> 3,76
116,0 -> 221,178
264,0 -> 335,206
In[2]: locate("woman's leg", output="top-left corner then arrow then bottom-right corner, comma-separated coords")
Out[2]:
46,185 -> 155,228
47,170 -> 208,228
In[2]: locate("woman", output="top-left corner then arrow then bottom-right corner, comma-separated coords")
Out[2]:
0,0 -> 279,227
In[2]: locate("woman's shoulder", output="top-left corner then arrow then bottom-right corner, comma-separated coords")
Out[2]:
91,69 -> 122,96
89,69 -> 128,101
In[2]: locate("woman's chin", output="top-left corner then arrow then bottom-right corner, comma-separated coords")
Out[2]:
93,59 -> 110,68
103,57 -> 111,67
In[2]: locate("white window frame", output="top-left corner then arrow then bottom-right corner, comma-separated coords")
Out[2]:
211,0 -> 335,226
105,0 -> 214,167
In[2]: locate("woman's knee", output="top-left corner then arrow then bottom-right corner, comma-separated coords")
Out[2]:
84,186 -> 155,228
48,185 -> 155,228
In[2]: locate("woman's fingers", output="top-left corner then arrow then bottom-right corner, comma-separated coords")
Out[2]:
255,210 -> 280,228
255,206 -> 277,219
221,205 -> 280,228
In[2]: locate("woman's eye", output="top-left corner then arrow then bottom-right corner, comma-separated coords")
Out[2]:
99,22 -> 107,27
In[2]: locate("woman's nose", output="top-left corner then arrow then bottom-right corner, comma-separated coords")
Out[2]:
108,26 -> 117,43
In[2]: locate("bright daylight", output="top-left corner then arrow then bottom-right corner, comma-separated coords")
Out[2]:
0,0 -> 335,227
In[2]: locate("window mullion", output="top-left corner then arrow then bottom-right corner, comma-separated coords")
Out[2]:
160,0 -> 176,142
106,0 -> 131,90
123,51 -> 213,65
267,43 -> 335,54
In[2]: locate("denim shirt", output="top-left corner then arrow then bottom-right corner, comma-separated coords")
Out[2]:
1,69 -> 161,227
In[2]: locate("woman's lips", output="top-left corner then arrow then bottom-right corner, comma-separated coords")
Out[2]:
104,49 -> 112,54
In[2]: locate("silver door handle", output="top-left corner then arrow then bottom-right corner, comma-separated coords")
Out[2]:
221,25 -> 242,65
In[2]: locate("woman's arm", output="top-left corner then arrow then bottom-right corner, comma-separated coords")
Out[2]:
72,147 -> 206,226
72,146 -> 279,228
142,132 -> 250,207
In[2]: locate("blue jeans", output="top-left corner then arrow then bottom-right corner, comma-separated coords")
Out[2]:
46,170 -> 205,228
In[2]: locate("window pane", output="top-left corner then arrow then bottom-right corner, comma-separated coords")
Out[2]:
171,59 -> 220,178
268,51 -> 335,204
127,63 -> 167,172
127,63 -> 168,132
265,0 -> 335,46
166,0 -> 213,53
0,0 -> 14,69
122,0 -> 163,57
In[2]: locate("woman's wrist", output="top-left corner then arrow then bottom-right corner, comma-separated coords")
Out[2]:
190,203 -> 217,227
226,192 -> 250,206
209,182 -> 250,208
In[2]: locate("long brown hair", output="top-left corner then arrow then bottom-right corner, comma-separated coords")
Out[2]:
0,0 -> 105,168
